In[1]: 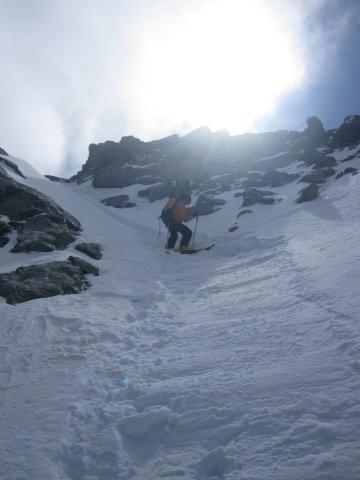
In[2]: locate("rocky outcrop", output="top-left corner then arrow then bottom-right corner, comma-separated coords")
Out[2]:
0,156 -> 26,178
0,256 -> 98,305
71,124 -> 303,191
0,220 -> 11,247
336,167 -> 358,179
93,165 -> 159,188
239,189 -> 279,207
303,116 -> 327,149
311,155 -> 337,169
254,152 -> 298,171
45,175 -> 69,183
68,256 -> 99,276
193,194 -> 226,216
101,195 -> 136,208
138,183 -> 176,202
75,242 -> 103,260
0,165 -> 81,252
331,115 -> 360,148
301,167 -> 335,184
296,183 -> 319,203
0,147 -> 8,155
243,170 -> 299,188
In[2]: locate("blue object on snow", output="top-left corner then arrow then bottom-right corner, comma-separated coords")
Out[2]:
122,375 -> 130,390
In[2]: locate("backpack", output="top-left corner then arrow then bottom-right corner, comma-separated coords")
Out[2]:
160,205 -> 176,226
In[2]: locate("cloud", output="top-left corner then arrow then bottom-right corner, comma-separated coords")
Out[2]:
0,0 -> 356,176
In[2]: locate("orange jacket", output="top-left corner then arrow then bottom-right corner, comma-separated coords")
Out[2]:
164,198 -> 189,223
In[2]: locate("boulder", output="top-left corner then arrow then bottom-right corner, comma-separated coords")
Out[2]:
75,242 -> 103,260
138,183 -> 176,202
68,256 -> 99,276
336,167 -> 358,179
0,166 -> 81,253
193,194 -> 226,216
12,214 -> 78,253
331,115 -> 360,148
101,195 -> 130,208
0,256 -> 98,305
301,167 -> 335,184
228,225 -> 239,232
296,183 -> 319,203
237,209 -> 252,218
240,189 -> 278,207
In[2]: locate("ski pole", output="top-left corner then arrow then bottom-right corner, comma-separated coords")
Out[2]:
191,215 -> 199,249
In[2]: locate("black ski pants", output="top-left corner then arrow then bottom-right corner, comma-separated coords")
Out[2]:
167,222 -> 192,249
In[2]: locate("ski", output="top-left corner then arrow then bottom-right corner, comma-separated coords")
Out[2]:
166,244 -> 215,254
180,244 -> 215,254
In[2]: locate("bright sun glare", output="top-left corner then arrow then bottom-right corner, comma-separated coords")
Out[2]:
127,0 -> 305,136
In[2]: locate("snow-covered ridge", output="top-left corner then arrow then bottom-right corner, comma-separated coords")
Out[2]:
0,153 -> 44,179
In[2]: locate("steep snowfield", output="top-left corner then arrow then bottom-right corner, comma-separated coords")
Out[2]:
1,151 -> 360,479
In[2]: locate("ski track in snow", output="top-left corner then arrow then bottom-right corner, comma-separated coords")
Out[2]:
1,153 -> 360,479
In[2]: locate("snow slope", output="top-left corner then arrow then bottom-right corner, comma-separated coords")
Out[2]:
1,150 -> 360,479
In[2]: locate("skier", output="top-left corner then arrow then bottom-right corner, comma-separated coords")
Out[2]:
161,191 -> 194,252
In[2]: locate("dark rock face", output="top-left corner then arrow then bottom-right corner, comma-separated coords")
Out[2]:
302,149 -> 323,166
228,225 -> 239,232
262,170 -> 300,187
254,152 -> 298,171
296,183 -> 319,203
0,147 -> 8,155
312,155 -> 337,169
240,189 -> 278,207
336,167 -> 358,179
303,116 -> 327,149
138,183 -> 176,202
101,195 -> 136,208
0,156 -> 26,178
194,194 -> 226,216
0,166 -> 81,252
331,115 -> 360,147
301,167 -> 335,184
45,175 -> 69,183
75,242 -> 103,260
0,220 -> 11,247
243,170 -> 299,188
341,147 -> 360,163
71,125 -> 302,192
0,256 -> 98,305
93,165 -> 158,188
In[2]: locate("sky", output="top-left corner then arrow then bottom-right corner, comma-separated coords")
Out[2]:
0,0 -> 359,176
